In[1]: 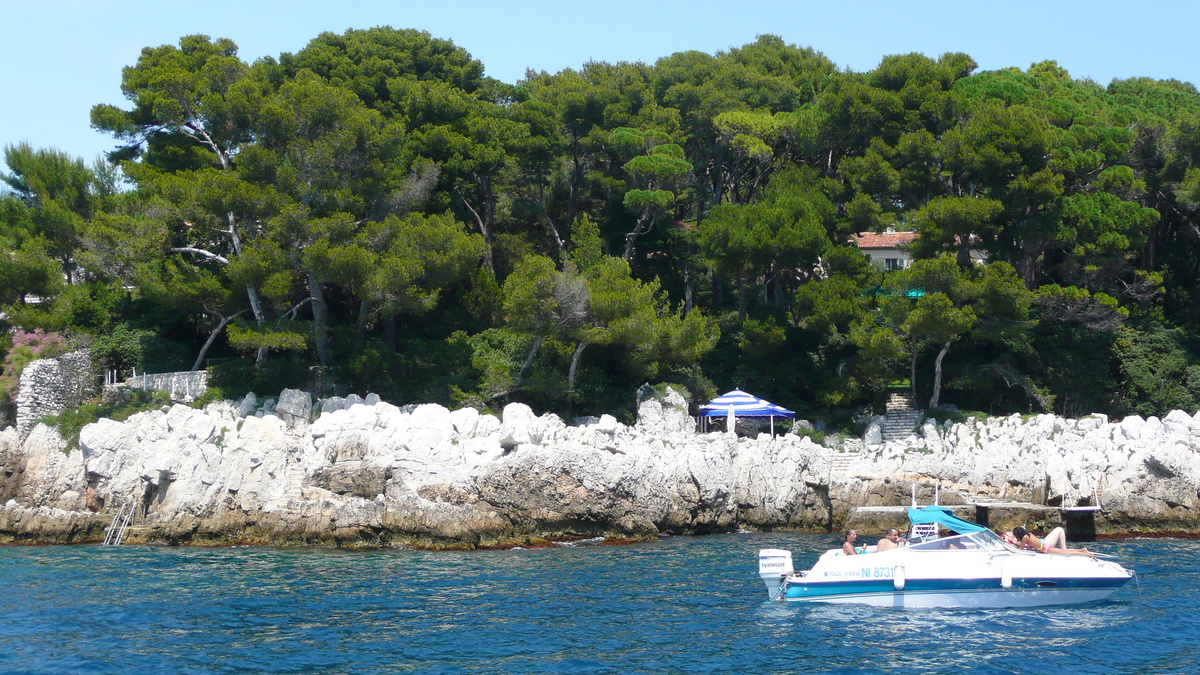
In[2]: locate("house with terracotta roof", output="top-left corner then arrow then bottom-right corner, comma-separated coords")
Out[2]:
852,227 -> 918,271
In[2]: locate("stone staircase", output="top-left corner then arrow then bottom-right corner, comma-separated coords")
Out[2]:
284,465 -> 307,500
881,392 -> 923,442
830,448 -> 861,478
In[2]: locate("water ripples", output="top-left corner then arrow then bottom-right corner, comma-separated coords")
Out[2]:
0,535 -> 1191,673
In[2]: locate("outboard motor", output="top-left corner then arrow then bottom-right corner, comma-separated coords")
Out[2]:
759,549 -> 794,599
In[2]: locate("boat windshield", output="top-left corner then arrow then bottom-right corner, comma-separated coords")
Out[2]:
907,529 -> 1009,552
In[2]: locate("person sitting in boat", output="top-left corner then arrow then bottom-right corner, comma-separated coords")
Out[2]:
876,528 -> 901,551
842,530 -> 860,555
1011,525 -> 1093,556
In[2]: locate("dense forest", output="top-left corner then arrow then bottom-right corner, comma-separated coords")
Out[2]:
3,27 -> 1200,428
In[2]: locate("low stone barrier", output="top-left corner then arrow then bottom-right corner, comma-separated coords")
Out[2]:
126,370 -> 208,402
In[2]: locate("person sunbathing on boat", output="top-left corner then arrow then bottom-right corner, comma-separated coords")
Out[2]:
842,530 -> 862,555
876,528 -> 901,551
1011,525 -> 1093,556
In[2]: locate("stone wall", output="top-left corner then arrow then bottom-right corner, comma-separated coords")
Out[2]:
127,370 -> 208,402
15,350 -> 98,437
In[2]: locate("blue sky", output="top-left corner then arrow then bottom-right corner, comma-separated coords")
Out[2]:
3,0 -> 1200,163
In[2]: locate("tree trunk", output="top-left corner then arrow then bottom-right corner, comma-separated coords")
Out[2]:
354,298 -> 371,349
460,192 -> 494,274
567,341 -> 589,395
519,335 -> 547,378
683,266 -> 694,316
308,271 -> 332,368
383,311 -> 397,352
225,212 -> 270,365
567,139 -> 587,226
622,212 -> 652,261
928,340 -> 952,409
537,185 -> 565,259
957,239 -> 972,268
191,310 -> 246,371
910,339 -> 919,401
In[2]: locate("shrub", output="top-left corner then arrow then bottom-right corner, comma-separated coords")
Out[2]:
41,387 -> 171,451
90,323 -> 191,375
924,408 -> 989,426
0,329 -> 70,420
189,386 -> 227,410
207,358 -> 311,401
793,426 -> 827,444
1112,324 -> 1200,417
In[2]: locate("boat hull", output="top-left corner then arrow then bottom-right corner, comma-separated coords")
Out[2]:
782,582 -> 1127,608
768,546 -> 1134,608
759,511 -> 1136,608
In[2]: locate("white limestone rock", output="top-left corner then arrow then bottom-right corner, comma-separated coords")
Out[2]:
275,389 -> 312,429
863,421 -> 882,446
633,384 -> 692,438
499,403 -> 541,449
1164,409 -> 1194,438
237,393 -> 258,418
9,381 -> 1200,545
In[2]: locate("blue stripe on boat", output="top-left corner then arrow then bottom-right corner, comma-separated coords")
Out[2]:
784,576 -> 1129,600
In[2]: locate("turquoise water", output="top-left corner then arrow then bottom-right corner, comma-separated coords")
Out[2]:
0,534 -> 1190,674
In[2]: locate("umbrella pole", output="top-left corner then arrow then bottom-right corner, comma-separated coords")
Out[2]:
771,416 -> 775,437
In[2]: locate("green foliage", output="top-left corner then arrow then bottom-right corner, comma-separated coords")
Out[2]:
923,408 -> 989,426
207,359 -> 312,401
33,29 -> 1200,422
1028,318 -> 1119,417
90,323 -> 190,374
1112,324 -> 1200,417
189,386 -> 227,409
42,388 -> 172,451
792,426 -> 827,445
0,329 -> 69,421
226,322 -> 309,353
445,328 -> 526,409
0,237 -> 64,305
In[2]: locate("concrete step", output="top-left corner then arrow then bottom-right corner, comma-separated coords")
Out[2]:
830,450 -> 861,475
284,465 -> 306,500
875,392 -> 924,442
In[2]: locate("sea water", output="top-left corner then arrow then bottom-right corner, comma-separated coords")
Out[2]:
0,533 -> 1192,674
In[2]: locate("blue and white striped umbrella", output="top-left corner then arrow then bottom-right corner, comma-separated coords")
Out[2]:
698,389 -> 794,418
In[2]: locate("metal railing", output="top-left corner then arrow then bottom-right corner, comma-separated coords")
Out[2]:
101,501 -> 136,546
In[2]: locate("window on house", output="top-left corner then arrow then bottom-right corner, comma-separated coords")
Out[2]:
885,258 -> 899,271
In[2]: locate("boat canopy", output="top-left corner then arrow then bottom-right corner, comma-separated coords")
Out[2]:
907,506 -> 987,534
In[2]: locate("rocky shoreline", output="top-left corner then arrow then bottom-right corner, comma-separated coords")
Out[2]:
2,385 -> 1198,548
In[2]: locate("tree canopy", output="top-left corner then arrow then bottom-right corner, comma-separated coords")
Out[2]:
4,28 -> 1200,425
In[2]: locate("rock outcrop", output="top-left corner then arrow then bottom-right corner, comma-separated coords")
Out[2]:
2,384 -> 1199,548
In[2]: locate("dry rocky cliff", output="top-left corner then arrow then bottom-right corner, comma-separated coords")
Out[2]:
2,385 -> 1198,548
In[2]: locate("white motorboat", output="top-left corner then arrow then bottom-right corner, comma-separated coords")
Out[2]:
758,506 -> 1134,608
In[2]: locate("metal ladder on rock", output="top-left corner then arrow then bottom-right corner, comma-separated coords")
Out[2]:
102,501 -> 136,546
